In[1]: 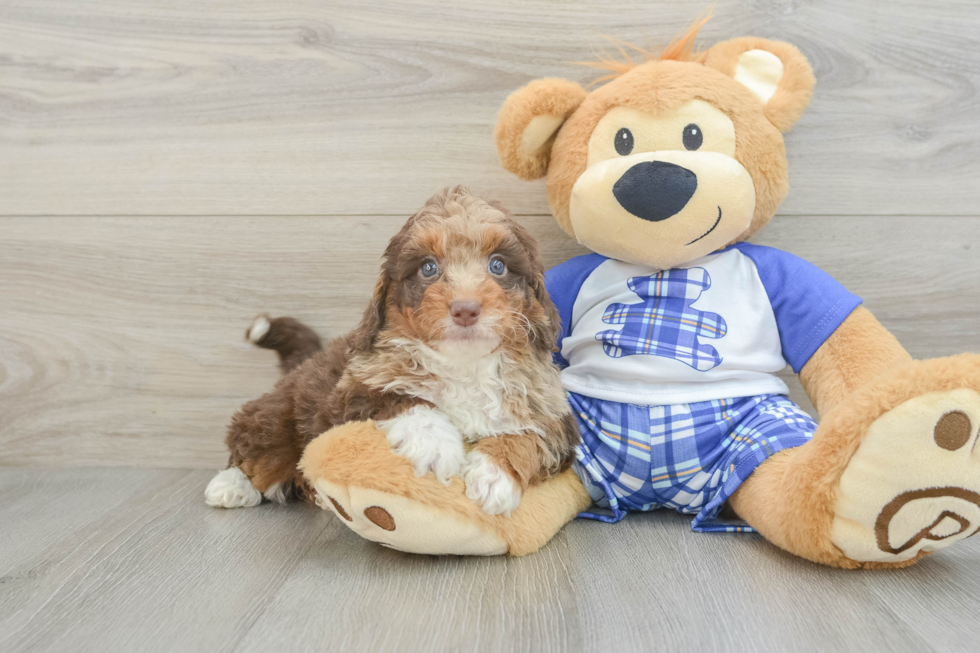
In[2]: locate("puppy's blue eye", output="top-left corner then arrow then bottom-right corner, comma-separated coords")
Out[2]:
420,260 -> 439,278
488,257 -> 506,276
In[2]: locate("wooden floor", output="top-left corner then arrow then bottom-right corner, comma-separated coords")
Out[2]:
2,0 -> 980,651
1,467 -> 979,653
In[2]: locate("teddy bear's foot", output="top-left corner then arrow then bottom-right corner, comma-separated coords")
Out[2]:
731,354 -> 980,568
831,387 -> 980,563
312,474 -> 509,555
299,420 -> 592,556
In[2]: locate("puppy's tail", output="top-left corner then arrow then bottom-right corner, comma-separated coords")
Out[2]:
246,314 -> 322,374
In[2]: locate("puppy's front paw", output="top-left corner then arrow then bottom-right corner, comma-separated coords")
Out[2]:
378,406 -> 465,484
462,451 -> 522,516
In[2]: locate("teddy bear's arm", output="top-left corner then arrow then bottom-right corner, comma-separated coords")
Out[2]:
300,421 -> 593,556
799,306 -> 912,416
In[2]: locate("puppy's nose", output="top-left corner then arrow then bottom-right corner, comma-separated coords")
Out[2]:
613,161 -> 697,222
450,300 -> 482,327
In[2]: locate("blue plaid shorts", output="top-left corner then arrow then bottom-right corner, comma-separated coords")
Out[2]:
570,393 -> 816,532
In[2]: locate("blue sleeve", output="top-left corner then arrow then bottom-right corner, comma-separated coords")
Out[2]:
544,253 -> 607,368
735,243 -> 863,373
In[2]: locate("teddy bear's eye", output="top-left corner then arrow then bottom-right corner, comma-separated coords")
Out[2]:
615,128 -> 634,156
682,124 -> 703,151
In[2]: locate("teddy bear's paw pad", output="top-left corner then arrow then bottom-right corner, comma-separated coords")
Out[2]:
320,495 -> 352,521
363,506 -> 396,531
832,388 -> 980,562
312,479 -> 507,556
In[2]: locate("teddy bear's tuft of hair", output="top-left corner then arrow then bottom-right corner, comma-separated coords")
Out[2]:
578,11 -> 713,86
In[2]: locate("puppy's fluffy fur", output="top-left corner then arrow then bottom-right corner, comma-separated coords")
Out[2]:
205,187 -> 580,515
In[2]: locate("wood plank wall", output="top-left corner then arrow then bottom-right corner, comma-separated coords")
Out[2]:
1,0 -> 978,468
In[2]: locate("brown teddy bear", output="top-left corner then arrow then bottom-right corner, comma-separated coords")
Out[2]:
301,20 -> 980,567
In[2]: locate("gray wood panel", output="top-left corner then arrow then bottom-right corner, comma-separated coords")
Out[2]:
0,467 -> 337,653
1,214 -> 977,468
1,467 -> 978,653
1,0 -> 979,217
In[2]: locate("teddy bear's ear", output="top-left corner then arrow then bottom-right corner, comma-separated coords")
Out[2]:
495,78 -> 587,180
704,37 -> 815,132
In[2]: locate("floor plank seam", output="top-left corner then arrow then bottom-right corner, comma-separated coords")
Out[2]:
224,512 -> 339,653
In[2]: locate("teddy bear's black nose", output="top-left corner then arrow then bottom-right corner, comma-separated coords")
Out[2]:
613,161 -> 698,222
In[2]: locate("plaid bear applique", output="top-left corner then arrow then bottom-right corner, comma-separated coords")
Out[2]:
596,267 -> 728,371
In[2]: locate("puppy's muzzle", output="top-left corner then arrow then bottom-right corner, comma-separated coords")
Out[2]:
613,161 -> 698,223
450,300 -> 482,327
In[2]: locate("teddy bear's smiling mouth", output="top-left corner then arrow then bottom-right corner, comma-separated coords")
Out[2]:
685,206 -> 723,246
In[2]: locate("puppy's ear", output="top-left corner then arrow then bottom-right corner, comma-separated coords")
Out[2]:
704,37 -> 815,132
352,276 -> 389,352
495,78 -> 587,180
352,215 -> 416,351
505,217 -> 562,352
529,268 -> 562,353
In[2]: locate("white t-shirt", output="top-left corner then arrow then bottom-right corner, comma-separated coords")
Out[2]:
544,243 -> 862,406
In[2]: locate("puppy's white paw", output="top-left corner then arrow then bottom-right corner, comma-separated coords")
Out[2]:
205,467 -> 263,508
462,451 -> 522,516
378,406 -> 465,484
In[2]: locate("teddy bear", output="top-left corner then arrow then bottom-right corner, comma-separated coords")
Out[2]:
300,20 -> 980,568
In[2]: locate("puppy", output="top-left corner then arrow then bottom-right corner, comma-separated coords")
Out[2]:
205,187 -> 580,515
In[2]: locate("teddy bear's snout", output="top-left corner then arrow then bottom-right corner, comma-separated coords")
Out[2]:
613,160 -> 698,223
